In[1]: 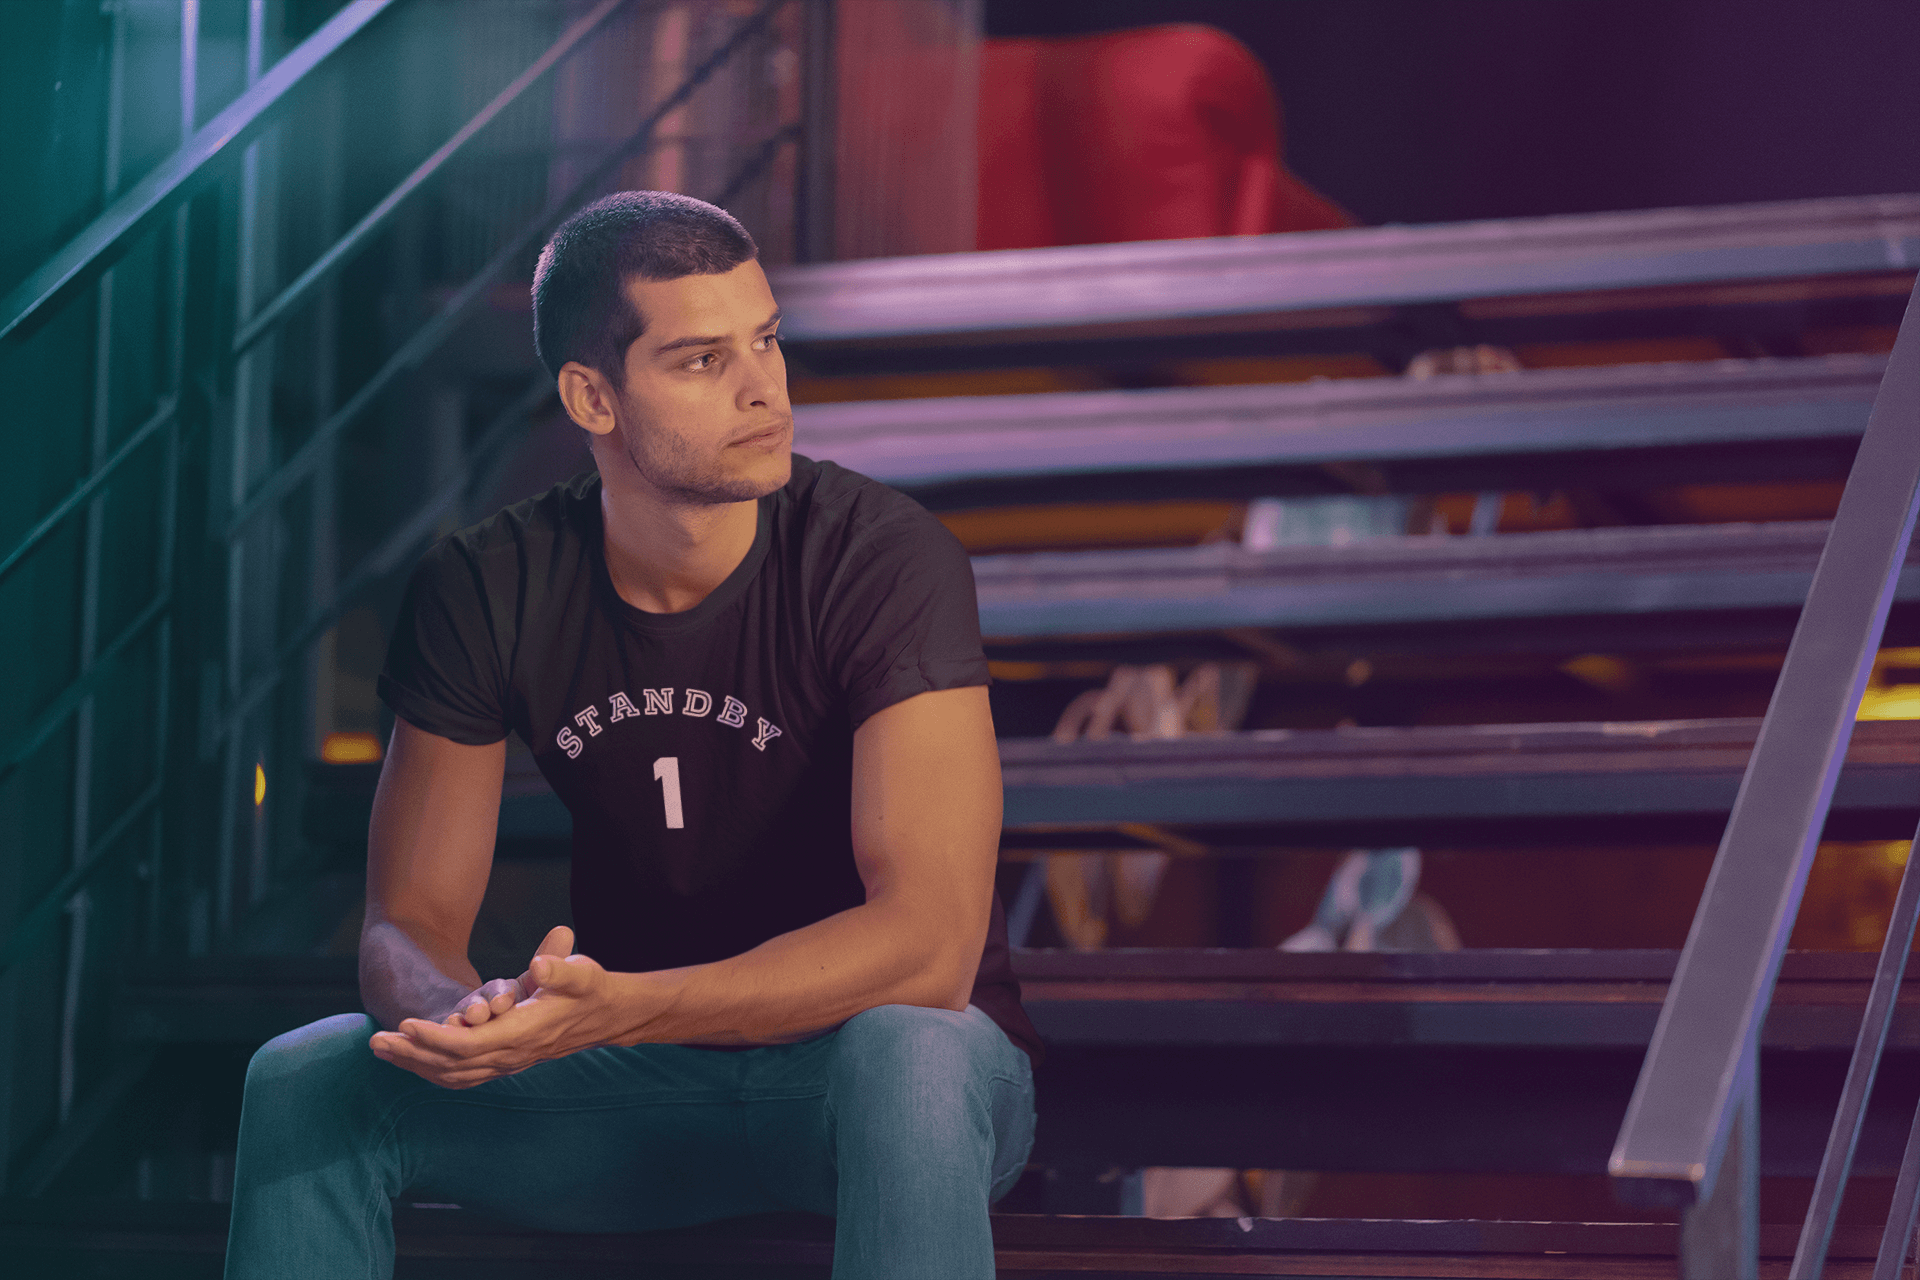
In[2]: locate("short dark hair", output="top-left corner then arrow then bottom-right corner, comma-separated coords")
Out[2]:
532,191 -> 758,383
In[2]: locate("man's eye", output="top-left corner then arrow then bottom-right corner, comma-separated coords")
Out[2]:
686,353 -> 717,371
755,333 -> 780,351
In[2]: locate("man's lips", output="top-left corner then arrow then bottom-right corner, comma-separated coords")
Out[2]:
731,420 -> 791,448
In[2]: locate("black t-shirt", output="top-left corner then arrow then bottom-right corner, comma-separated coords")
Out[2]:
378,455 -> 1039,1062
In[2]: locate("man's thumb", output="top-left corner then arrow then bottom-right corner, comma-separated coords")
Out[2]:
519,926 -> 575,993
531,953 -> 587,989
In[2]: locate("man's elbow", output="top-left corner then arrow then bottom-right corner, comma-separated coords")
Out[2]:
900,940 -> 979,1013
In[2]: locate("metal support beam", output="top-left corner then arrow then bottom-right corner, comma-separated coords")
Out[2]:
1681,1067 -> 1760,1279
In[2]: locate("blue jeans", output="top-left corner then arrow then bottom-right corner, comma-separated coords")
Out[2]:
224,1004 -> 1036,1280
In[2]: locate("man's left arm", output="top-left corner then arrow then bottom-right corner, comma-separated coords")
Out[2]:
373,685 -> 999,1085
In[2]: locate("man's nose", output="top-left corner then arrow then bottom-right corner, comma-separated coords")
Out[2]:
737,353 -> 785,409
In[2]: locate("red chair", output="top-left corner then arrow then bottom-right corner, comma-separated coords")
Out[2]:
978,24 -> 1352,252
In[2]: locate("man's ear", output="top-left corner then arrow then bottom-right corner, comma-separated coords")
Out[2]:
557,361 -> 620,438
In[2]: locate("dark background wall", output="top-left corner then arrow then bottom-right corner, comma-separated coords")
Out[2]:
985,0 -> 1919,226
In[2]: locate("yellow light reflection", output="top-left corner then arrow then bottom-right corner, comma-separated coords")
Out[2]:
253,763 -> 266,807
1857,684 -> 1920,720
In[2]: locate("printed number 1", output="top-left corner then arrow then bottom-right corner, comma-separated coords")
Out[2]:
653,756 -> 685,829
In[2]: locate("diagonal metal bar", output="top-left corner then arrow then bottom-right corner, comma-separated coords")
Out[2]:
15,1047 -> 159,1196
232,0 -> 630,356
211,377 -> 556,750
0,601 -> 162,791
1791,833 -> 1920,1278
0,0 -> 396,346
1610,277 -> 1920,1217
0,396 -> 176,587
713,121 -> 802,209
1876,1104 -> 1920,1280
0,588 -> 172,791
222,0 -> 789,543
0,779 -> 163,979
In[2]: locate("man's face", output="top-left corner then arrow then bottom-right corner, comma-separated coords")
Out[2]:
606,259 -> 792,504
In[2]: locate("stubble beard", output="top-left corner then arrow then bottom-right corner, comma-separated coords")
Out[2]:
614,395 -> 786,506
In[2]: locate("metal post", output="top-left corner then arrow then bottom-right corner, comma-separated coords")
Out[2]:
57,0 -> 132,1127
219,0 -> 274,936
1876,1099 -> 1920,1280
306,61 -> 342,759
1682,1063 -> 1760,1279
796,0 -> 835,262
1792,836 -> 1920,1279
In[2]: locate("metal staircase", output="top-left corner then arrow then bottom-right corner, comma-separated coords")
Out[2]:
5,3 -> 1920,1277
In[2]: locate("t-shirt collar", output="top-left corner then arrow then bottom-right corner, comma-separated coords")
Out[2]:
585,476 -> 775,635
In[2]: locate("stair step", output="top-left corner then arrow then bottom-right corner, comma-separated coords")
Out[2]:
3,1201 -> 1899,1278
115,947 -> 1918,1053
84,949 -> 1920,1182
792,353 -> 1880,503
770,193 -> 1920,360
993,715 -> 1920,839
972,519 -> 1920,641
1018,947 -> 1920,1050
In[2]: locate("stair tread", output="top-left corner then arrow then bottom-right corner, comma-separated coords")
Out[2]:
769,193 -> 1920,346
113,948 -> 1918,1050
789,353 -> 1881,493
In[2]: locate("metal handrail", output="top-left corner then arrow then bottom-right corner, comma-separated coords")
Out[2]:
220,0 -> 791,542
0,780 -> 163,978
1609,279 -> 1920,1265
0,588 -> 172,788
0,0 -> 397,347
0,395 -> 175,585
230,0 -> 631,356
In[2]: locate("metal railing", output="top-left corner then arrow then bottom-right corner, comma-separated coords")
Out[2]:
1609,277 -> 1920,1277
0,0 -> 804,1194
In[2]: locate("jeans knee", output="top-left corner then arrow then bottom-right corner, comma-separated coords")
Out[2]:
244,1013 -> 384,1116
827,1006 -> 995,1131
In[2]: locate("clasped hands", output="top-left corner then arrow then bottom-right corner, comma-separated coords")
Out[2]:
369,925 -> 622,1089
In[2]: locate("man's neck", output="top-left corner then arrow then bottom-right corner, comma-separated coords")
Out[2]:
599,478 -> 760,615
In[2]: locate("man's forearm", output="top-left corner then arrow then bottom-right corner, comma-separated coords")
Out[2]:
604,897 -> 979,1048
360,916 -> 483,1032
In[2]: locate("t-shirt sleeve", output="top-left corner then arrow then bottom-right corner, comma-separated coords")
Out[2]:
377,537 -> 511,745
821,502 -> 990,728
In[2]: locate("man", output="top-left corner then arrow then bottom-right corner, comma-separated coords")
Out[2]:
224,191 -> 1041,1280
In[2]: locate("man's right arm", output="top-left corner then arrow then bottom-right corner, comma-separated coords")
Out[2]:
360,717 -> 506,1032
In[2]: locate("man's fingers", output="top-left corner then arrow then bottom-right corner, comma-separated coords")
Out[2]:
371,1032 -> 503,1089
